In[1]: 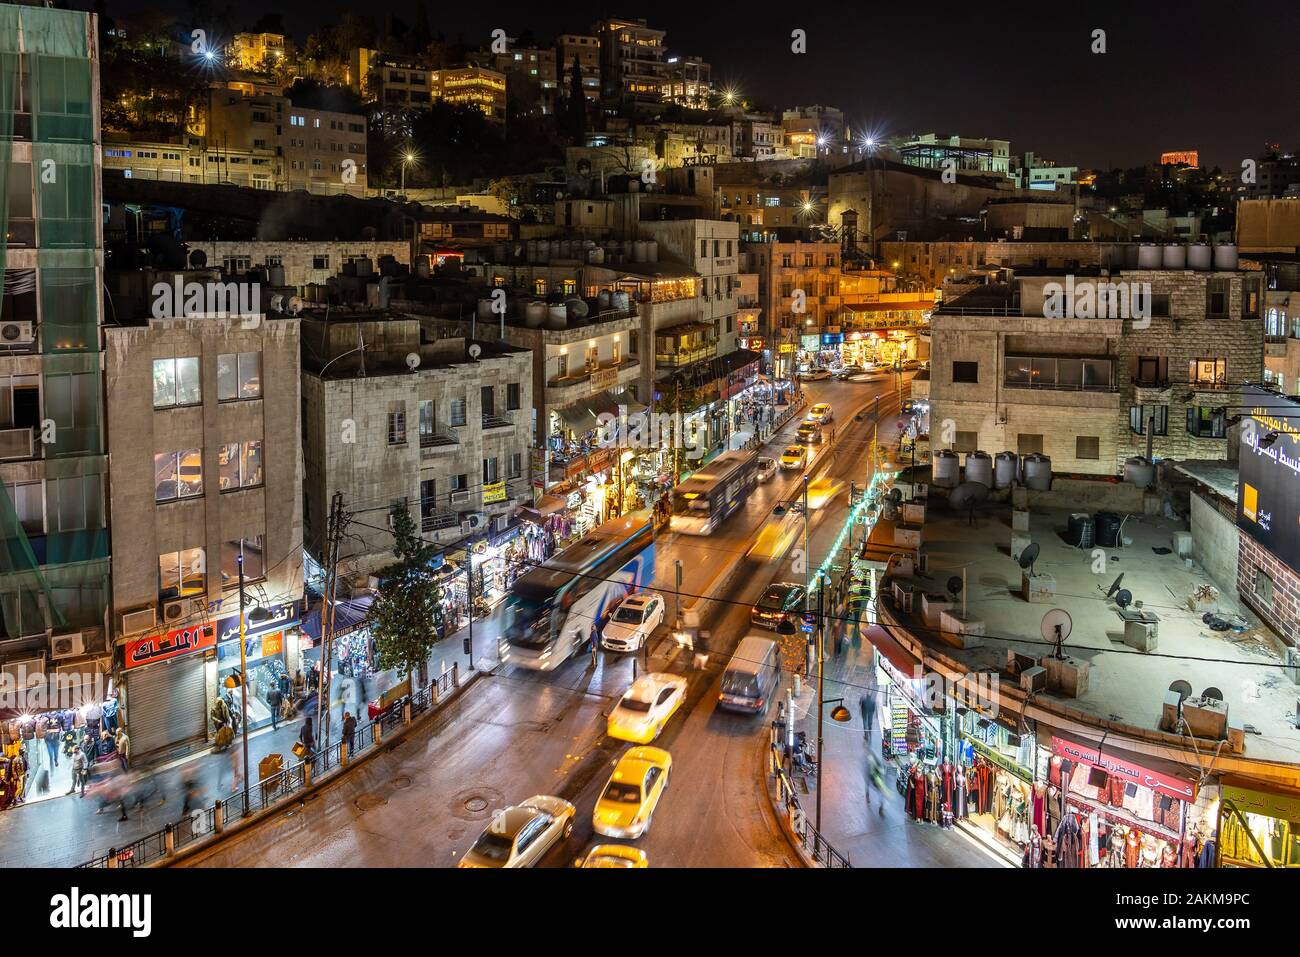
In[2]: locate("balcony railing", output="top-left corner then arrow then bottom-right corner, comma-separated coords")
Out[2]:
655,343 -> 716,368
482,414 -> 515,430
421,509 -> 459,532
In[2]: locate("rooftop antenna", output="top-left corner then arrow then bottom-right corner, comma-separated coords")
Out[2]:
1018,541 -> 1040,577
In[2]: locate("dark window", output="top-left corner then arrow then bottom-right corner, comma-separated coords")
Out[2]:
480,385 -> 495,417
1017,434 -> 1044,455
507,382 -> 521,410
1186,406 -> 1226,438
1076,436 -> 1100,460
1129,405 -> 1168,435
953,431 -> 979,452
1135,356 -> 1168,387
1207,279 -> 1229,318
1255,568 -> 1274,607
952,361 -> 979,384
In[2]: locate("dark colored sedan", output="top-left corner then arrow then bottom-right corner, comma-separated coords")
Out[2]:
751,582 -> 807,629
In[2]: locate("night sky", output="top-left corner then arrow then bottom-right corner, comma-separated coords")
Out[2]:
100,0 -> 1299,170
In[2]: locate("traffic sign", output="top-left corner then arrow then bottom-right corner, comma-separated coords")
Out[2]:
800,613 -> 816,634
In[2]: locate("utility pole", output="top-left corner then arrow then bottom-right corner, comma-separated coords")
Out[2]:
317,491 -> 347,754
815,575 -> 826,832
464,548 -> 475,671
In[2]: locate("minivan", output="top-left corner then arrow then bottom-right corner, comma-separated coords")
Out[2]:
718,635 -> 780,714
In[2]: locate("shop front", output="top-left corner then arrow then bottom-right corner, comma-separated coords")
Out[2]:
876,650 -> 947,767
123,621 -> 216,756
1217,780 -> 1300,867
1034,734 -> 1201,868
214,601 -> 301,734
953,709 -> 1037,857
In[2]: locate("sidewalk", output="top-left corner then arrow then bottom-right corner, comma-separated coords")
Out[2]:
0,622 -> 487,868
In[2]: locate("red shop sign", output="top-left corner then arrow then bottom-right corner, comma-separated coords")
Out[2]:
125,622 -> 218,670
1052,736 -> 1196,802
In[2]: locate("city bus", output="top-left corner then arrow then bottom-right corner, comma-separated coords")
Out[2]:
669,450 -> 759,535
502,517 -> 655,671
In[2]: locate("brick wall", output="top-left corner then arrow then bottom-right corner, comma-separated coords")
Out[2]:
1237,531 -> 1300,648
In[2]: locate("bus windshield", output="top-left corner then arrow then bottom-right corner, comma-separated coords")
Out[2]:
504,579 -> 562,649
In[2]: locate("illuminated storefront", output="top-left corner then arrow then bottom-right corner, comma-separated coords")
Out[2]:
214,601 -> 301,733
1217,780 -> 1300,867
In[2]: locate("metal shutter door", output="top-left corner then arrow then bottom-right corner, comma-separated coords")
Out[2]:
126,657 -> 207,756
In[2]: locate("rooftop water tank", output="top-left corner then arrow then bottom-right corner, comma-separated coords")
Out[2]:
1137,244 -> 1161,269
612,291 -> 631,311
476,298 -> 494,320
1161,244 -> 1186,269
523,301 -> 547,327
645,240 -> 659,263
1187,244 -> 1212,270
1213,244 -> 1238,270
965,450 -> 993,488
932,449 -> 961,489
633,240 -> 650,263
993,451 -> 1019,489
267,265 -> 286,287
598,290 -> 612,309
1022,453 -> 1053,491
1094,511 -> 1123,548
546,303 -> 568,329
1124,244 -> 1140,267
1067,513 -> 1095,549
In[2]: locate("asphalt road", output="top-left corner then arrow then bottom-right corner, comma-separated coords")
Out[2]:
182,377 -> 915,868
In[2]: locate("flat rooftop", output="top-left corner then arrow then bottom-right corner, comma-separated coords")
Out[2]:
875,498 -> 1298,766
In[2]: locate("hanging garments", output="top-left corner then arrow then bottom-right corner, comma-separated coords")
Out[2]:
908,764 -> 927,821
1087,811 -> 1100,866
926,769 -> 942,823
954,769 -> 968,818
1124,828 -> 1141,868
1032,783 -> 1046,836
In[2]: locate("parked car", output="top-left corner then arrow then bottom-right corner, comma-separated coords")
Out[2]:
779,445 -> 807,470
601,592 -> 666,653
607,672 -> 687,744
458,795 -> 576,868
751,581 -> 806,630
592,747 -> 673,840
577,844 -> 648,868
757,457 -> 778,482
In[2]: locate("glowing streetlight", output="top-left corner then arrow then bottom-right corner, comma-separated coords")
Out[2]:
400,150 -> 417,194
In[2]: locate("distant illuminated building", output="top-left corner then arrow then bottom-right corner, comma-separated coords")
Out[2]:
1160,150 -> 1199,167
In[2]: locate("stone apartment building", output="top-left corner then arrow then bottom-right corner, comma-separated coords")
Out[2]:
300,317 -> 531,577
186,241 -> 410,290
929,251 -> 1265,475
104,276 -> 303,757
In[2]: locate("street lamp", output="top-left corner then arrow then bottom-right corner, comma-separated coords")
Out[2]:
223,553 -> 270,813
400,150 -> 416,195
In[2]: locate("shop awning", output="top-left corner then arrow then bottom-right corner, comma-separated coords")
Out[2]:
301,595 -> 374,645
863,624 -> 920,675
553,388 -> 648,434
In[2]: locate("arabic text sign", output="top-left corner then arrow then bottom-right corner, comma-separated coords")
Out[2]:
215,602 -> 298,646
125,622 -> 217,669
1051,736 -> 1196,802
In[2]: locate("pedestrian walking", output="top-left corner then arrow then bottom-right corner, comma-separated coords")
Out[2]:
297,716 -> 317,769
342,711 -> 357,757
865,755 -> 886,815
859,690 -> 877,738
266,684 -> 282,731
114,727 -> 130,772
68,748 -> 87,797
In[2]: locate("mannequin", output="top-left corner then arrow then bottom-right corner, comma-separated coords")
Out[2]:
1032,782 -> 1046,836
954,766 -> 968,818
1124,828 -> 1141,868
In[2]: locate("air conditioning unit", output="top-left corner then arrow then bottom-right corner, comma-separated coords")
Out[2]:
1,655 -> 45,685
460,512 -> 487,535
49,631 -> 87,660
450,490 -> 471,506
120,606 -> 156,636
493,515 -> 510,533
0,321 -> 35,345
162,600 -> 189,624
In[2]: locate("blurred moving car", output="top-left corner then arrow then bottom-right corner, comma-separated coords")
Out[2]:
458,795 -> 576,868
835,365 -> 865,380
601,592 -> 666,653
748,514 -> 801,561
798,369 -> 832,381
751,581 -> 806,629
578,844 -> 648,868
757,457 -> 778,482
804,476 -> 843,509
779,445 -> 807,469
607,672 -> 686,743
807,402 -> 834,424
593,746 -> 673,839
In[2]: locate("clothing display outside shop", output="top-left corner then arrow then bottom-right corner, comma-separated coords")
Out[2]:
0,701 -> 120,808
1216,781 -> 1300,867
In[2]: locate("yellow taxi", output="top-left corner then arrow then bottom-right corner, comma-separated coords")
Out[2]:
748,515 -> 801,561
805,477 -> 844,510
607,673 -> 686,744
779,445 -> 807,470
578,844 -> 649,868
592,746 -> 672,840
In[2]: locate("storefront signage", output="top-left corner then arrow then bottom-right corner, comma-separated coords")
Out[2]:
215,602 -> 299,646
564,454 -> 588,480
591,368 -> 619,392
739,337 -> 765,351
1051,736 -> 1196,802
800,335 -> 821,352
588,448 -> 615,473
484,481 -> 507,504
821,333 -> 843,346
125,622 -> 217,669
216,629 -> 284,666
1221,783 -> 1300,821
778,343 -> 796,354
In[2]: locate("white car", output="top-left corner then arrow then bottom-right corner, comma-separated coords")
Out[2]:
601,592 -> 666,652
607,672 -> 687,743
807,402 -> 834,425
757,457 -> 778,482
458,795 -> 576,868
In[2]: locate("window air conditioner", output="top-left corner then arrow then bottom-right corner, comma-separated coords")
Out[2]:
49,632 -> 87,660
120,607 -> 157,636
0,321 -> 35,345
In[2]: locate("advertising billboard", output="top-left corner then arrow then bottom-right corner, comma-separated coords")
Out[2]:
1236,385 -> 1300,571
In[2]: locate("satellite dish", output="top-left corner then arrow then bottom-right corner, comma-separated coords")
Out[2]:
1168,679 -> 1193,704
946,576 -> 963,597
1017,541 -> 1040,576
405,352 -> 420,371
287,296 -> 304,315
1114,588 -> 1133,609
1040,608 -> 1073,659
1202,686 -> 1224,703
949,481 -> 990,526
188,248 -> 208,268
270,293 -> 285,313
1105,573 -> 1125,598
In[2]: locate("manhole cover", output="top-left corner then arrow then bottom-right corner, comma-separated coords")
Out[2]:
355,793 -> 388,812
392,775 -> 412,790
464,796 -> 488,812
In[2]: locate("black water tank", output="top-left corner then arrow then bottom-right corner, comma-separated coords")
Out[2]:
1094,511 -> 1123,548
